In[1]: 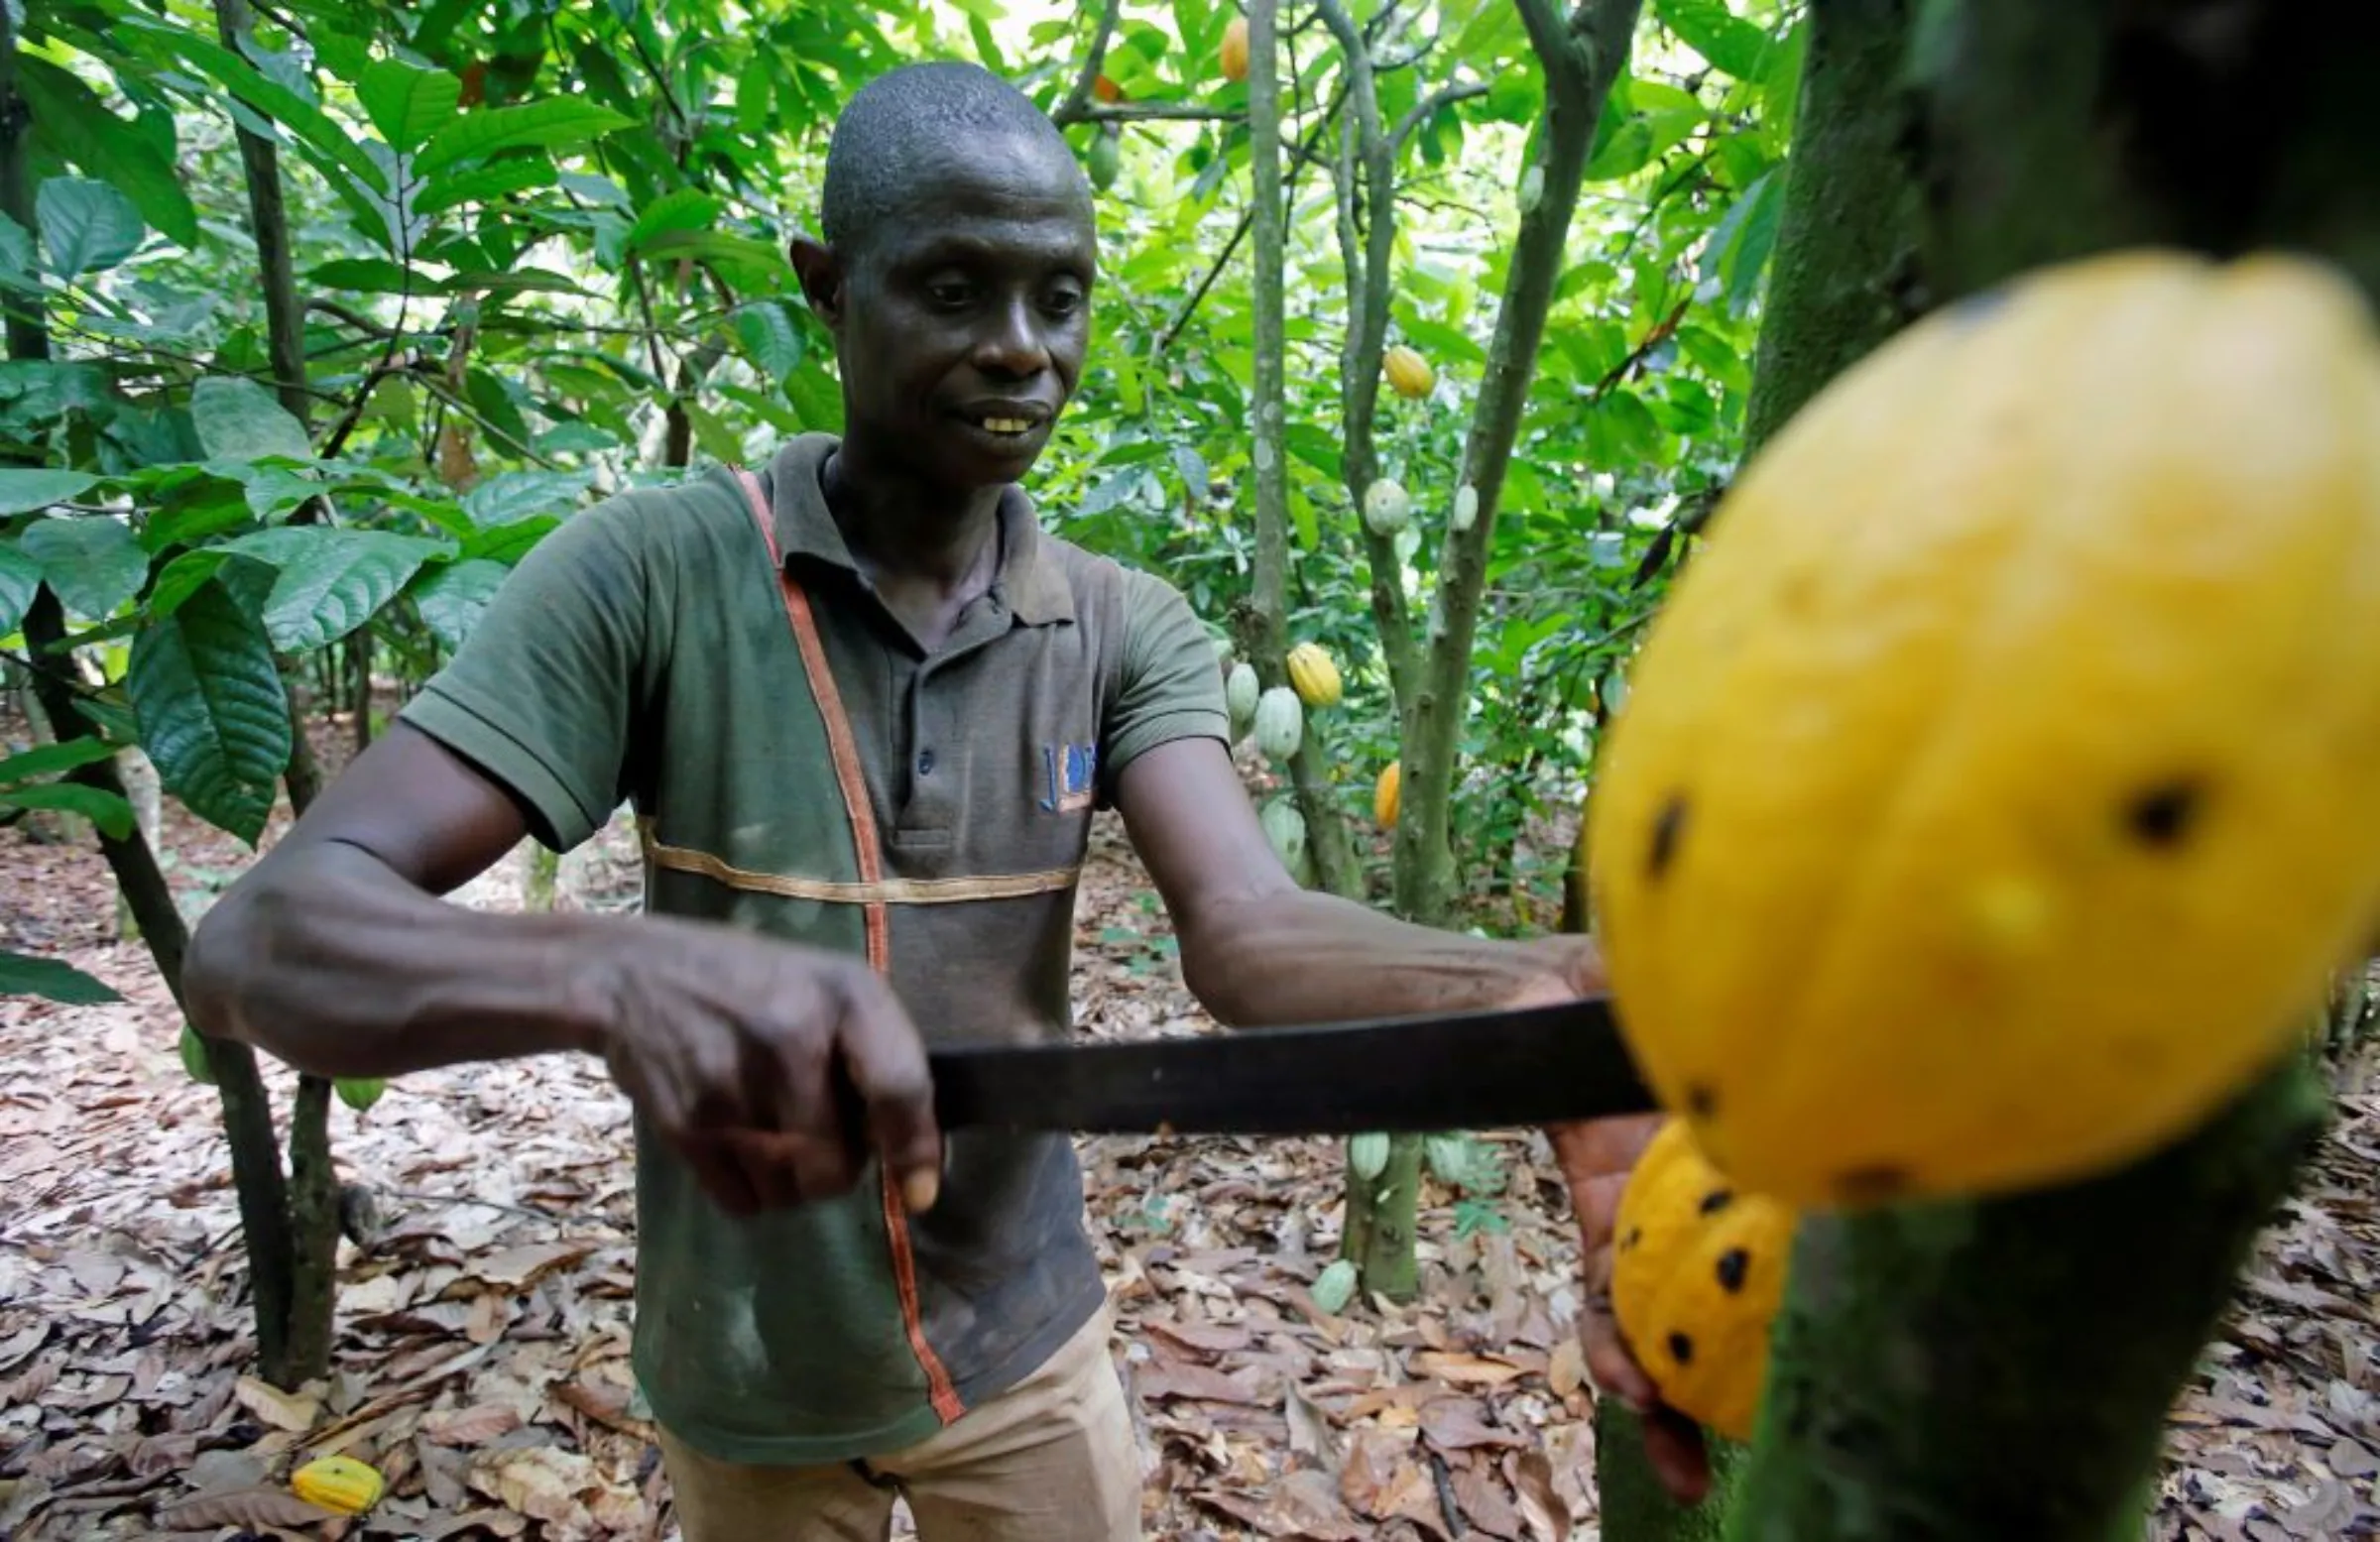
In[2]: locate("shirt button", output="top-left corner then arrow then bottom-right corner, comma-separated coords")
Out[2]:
915,749 -> 936,777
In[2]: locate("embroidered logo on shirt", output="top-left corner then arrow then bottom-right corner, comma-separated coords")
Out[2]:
1040,743 -> 1098,814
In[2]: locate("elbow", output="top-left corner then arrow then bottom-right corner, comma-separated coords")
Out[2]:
1178,915 -> 1262,1029
180,886 -> 254,1044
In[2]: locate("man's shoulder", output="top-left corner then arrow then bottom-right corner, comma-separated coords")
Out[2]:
565,466 -> 752,550
1031,525 -> 1187,612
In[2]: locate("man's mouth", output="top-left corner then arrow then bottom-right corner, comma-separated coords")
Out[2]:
956,401 -> 1055,444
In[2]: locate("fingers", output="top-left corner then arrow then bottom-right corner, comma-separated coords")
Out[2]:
1640,1405 -> 1713,1505
1551,1113 -> 1665,1190
672,1132 -> 765,1218
827,970 -> 943,1213
1580,1295 -> 1661,1413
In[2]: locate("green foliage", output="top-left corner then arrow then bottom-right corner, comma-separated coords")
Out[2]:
0,0 -> 1789,919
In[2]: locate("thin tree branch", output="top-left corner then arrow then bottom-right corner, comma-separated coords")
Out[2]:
1316,0 -> 1419,713
1154,93 -> 1347,356
1050,0 -> 1123,125
215,0 -> 308,430
1240,0 -> 1364,902
313,363 -> 409,462
1063,102 -> 1245,124
1392,0 -> 1643,925
1390,80 -> 1489,152
421,376 -> 562,469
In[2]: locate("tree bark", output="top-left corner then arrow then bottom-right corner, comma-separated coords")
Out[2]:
1738,0 -> 1922,459
1393,0 -> 1640,930
212,0 -> 307,425
1235,0 -> 1364,904
1713,4 -> 2357,1536
21,599 -> 306,1383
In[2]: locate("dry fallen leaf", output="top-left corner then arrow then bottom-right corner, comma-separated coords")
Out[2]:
472,1443 -> 596,1525
419,1400 -> 524,1447
153,1484 -> 343,1530
234,1374 -> 323,1433
1547,1337 -> 1586,1399
1509,1448 -> 1571,1542
1413,1351 -> 1529,1388
1284,1379 -> 1337,1463
1420,1397 -> 1526,1453
472,1242 -> 599,1292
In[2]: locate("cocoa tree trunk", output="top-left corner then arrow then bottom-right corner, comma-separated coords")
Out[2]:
1235,0 -> 1365,905
7,1 -> 339,1391
1711,4 -> 2354,1536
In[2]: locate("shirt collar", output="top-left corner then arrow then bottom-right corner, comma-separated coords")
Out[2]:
759,433 -> 1074,626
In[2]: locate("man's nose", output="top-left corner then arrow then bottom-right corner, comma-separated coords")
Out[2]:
972,297 -> 1050,377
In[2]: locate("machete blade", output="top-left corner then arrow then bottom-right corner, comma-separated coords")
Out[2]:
928,994 -> 1657,1135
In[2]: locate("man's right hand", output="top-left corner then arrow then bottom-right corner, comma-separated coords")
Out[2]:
184,723 -> 944,1225
591,921 -> 944,1219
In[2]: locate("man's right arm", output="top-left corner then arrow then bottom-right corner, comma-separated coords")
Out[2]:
181,720 -> 617,1080
182,722 -> 945,1217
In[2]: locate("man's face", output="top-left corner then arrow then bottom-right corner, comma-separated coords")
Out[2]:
809,130 -> 1098,492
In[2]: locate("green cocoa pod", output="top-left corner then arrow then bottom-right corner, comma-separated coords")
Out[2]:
1350,1131 -> 1391,1180
1259,797 -> 1307,870
1253,686 -> 1303,762
1311,1257 -> 1359,1315
335,1077 -> 388,1113
1088,125 -> 1122,190
178,1022 -> 216,1086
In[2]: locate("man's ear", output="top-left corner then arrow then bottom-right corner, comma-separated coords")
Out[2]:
790,236 -> 845,327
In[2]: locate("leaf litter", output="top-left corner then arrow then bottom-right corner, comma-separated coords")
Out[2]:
2,718 -> 2377,1540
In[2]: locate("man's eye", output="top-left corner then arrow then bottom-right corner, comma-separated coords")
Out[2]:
926,282 -> 973,308
1043,287 -> 1085,316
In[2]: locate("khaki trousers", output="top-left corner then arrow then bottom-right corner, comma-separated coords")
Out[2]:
657,1303 -> 1143,1542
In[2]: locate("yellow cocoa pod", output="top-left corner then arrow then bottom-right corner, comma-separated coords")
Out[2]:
292,1455 -> 386,1516
1373,763 -> 1400,829
1219,16 -> 1250,82
1610,1120 -> 1796,1442
1383,344 -> 1434,400
1589,249 -> 2380,1210
1286,642 -> 1342,708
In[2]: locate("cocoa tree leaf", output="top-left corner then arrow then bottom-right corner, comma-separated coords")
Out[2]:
0,538 -> 37,632
0,950 -> 123,1006
358,59 -> 462,155
0,468 -> 98,515
37,177 -> 144,278
253,530 -> 444,652
127,579 -> 288,845
14,57 -> 198,246
0,781 -> 136,838
409,558 -> 509,651
415,100 -> 635,177
190,376 -> 310,464
20,515 -> 146,619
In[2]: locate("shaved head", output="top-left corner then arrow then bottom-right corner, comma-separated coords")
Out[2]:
820,60 -> 1088,258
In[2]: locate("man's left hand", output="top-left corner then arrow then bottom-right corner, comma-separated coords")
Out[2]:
1510,936 -> 1715,1506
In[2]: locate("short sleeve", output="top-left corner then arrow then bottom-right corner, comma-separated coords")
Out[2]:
1098,567 -> 1231,802
398,497 -> 657,851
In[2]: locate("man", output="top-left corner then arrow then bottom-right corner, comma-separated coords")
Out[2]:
183,59 -> 1697,1542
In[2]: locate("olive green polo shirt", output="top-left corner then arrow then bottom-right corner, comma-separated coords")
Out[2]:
398,432 -> 1228,1465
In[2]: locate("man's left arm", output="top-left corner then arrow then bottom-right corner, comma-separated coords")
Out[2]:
1097,573 -> 1709,1502
1111,734 -> 1602,1024
1113,737 -> 1710,1501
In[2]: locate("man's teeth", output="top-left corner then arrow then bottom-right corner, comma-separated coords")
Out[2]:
981,417 -> 1032,434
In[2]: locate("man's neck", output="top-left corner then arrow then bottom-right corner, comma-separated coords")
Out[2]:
821,444 -> 1005,592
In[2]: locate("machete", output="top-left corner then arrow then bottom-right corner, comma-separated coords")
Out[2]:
925,994 -> 1657,1136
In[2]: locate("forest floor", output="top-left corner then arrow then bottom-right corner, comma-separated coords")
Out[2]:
3,710 -> 2378,1542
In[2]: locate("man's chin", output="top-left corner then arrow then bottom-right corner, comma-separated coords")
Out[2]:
926,422 -> 1052,488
